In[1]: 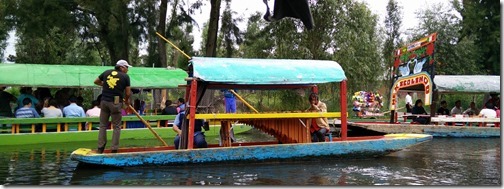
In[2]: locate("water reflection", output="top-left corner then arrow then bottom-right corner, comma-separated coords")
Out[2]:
0,137 -> 500,186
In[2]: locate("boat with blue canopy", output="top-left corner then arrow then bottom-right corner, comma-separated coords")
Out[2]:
70,57 -> 432,167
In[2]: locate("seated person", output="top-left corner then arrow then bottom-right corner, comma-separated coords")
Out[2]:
15,98 -> 41,132
479,102 -> 497,118
462,102 -> 480,116
306,93 -> 330,142
411,99 -> 429,124
63,96 -> 86,118
41,99 -> 63,118
15,98 -> 40,118
352,98 -> 362,116
436,100 -> 450,116
450,100 -> 463,115
173,109 -> 207,149
161,100 -> 178,127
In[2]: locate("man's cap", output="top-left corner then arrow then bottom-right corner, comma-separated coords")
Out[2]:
116,60 -> 132,68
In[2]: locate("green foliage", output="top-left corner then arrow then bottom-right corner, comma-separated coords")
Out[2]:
238,0 -> 384,111
410,3 -> 483,75
216,1 -> 243,58
454,0 -> 500,74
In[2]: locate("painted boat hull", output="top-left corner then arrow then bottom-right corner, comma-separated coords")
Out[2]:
0,125 -> 252,146
70,134 -> 432,167
351,122 -> 500,138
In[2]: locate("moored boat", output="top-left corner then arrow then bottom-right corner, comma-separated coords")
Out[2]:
70,56 -> 433,167
71,133 -> 432,167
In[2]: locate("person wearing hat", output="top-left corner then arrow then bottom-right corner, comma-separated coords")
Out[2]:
93,59 -> 132,153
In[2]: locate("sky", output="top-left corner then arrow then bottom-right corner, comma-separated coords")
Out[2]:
2,0 -> 454,60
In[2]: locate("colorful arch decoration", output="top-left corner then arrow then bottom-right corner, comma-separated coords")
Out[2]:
389,72 -> 433,111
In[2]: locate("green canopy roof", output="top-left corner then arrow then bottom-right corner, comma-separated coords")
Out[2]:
0,63 -> 187,89
190,57 -> 346,85
434,75 -> 500,94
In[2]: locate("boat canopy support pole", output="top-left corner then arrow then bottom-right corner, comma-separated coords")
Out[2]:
340,80 -> 347,140
187,79 -> 198,149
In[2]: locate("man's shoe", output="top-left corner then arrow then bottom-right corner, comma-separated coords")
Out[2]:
97,147 -> 104,154
111,150 -> 118,153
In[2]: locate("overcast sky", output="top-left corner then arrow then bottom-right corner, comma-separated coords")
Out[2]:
3,0 -> 454,60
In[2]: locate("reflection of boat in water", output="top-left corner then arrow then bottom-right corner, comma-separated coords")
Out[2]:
71,57 -> 432,168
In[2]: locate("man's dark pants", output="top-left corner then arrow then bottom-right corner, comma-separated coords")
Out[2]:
98,100 -> 123,151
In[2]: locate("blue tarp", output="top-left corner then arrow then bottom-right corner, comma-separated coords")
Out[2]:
190,57 -> 347,85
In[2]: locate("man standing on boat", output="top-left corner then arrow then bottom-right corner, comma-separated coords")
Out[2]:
93,60 -> 132,154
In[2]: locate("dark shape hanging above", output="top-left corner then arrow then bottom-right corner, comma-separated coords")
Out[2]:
263,0 -> 314,30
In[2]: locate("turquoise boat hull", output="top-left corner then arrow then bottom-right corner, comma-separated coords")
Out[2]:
70,134 -> 432,167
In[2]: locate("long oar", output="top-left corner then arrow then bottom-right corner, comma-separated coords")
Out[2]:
126,104 -> 169,146
229,90 -> 259,113
155,32 -> 192,60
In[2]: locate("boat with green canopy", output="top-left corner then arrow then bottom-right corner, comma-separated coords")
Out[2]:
0,63 -> 252,146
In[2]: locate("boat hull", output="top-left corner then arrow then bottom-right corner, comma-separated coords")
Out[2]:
351,122 -> 500,137
70,134 -> 432,167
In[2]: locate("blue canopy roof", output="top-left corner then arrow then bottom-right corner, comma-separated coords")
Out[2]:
190,57 -> 346,85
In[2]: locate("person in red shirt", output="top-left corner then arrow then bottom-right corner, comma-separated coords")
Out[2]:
306,93 -> 330,142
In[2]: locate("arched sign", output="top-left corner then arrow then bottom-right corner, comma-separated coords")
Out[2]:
389,72 -> 433,110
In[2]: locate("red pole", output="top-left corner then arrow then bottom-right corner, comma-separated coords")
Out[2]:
187,79 -> 197,149
340,80 -> 347,140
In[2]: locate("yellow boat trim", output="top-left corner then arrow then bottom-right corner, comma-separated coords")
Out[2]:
195,112 -> 342,120
384,133 -> 432,139
72,148 -> 93,156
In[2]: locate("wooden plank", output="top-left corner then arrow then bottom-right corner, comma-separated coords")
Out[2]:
42,123 -> 46,133
195,112 -> 342,120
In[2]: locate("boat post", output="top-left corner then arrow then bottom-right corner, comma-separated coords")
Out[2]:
340,80 -> 347,140
187,78 -> 198,149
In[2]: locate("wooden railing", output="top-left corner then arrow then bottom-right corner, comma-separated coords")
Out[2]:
194,112 -> 344,146
0,115 -> 177,134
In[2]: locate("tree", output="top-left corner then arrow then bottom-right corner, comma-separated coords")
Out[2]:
383,0 -> 402,108
204,0 -> 222,57
454,0 -> 500,74
217,0 -> 243,58
157,0 -> 169,67
410,3 -> 482,75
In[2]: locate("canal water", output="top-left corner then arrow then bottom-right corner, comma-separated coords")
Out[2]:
0,129 -> 500,186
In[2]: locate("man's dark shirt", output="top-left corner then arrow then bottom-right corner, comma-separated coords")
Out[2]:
0,91 -> 15,117
98,69 -> 130,102
162,106 -> 178,115
437,107 -> 450,115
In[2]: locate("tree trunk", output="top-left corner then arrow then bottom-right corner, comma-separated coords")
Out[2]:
157,0 -> 168,68
205,0 -> 221,57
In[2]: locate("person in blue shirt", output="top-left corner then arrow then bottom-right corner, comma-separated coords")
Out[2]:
172,107 -> 207,149
15,98 -> 40,118
16,87 -> 39,110
222,89 -> 237,113
63,96 -> 86,118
